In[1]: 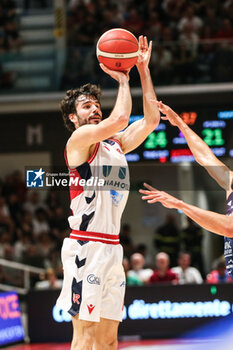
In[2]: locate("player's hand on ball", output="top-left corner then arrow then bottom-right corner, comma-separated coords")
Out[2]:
99,63 -> 130,82
136,36 -> 152,70
139,183 -> 182,209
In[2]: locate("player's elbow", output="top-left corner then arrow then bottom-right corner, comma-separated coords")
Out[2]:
115,114 -> 129,130
143,117 -> 159,133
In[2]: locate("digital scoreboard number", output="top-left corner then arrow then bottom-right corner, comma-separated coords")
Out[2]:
126,108 -> 233,163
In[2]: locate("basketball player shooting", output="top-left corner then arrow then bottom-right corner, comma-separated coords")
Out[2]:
140,101 -> 233,277
56,36 -> 160,350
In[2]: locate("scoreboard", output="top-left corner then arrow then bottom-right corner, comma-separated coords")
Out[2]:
125,108 -> 233,163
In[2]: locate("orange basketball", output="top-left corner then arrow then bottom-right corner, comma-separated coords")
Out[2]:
96,28 -> 139,71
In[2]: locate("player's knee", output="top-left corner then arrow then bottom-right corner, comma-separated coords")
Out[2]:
72,322 -> 95,349
82,324 -> 95,344
96,333 -> 118,349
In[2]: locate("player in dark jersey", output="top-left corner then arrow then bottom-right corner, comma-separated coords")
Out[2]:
140,101 -> 233,278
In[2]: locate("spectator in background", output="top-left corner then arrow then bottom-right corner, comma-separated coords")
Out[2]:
189,0 -> 206,16
172,252 -> 203,284
128,253 -> 153,284
19,210 -> 34,236
0,196 -> 14,233
178,5 -> 203,34
206,258 -> 232,284
123,256 -> 142,286
162,0 -> 187,23
122,8 -> 144,37
204,8 -> 221,37
161,26 -> 175,52
24,192 -> 45,215
35,268 -> 63,289
100,8 -> 122,33
32,208 -> 50,237
151,44 -> 173,85
215,18 -> 233,39
213,40 -> 233,82
136,243 -> 152,267
22,244 -> 45,269
74,13 -> 99,46
173,42 -> 197,84
154,214 -> 180,267
143,11 -> 162,42
0,230 -> 13,258
149,252 -> 178,284
197,34 -> 215,83
37,232 -> 55,260
120,223 -> 134,258
46,190 -> 60,214
49,206 -> 69,239
14,231 -> 32,262
181,218 -> 204,275
179,22 -> 200,57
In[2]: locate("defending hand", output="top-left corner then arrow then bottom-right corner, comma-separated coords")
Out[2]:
139,182 -> 182,209
150,100 -> 182,127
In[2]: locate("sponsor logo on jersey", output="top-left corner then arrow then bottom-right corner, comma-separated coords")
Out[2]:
87,304 -> 95,314
73,293 -> 80,304
103,165 -> 112,177
104,179 -> 129,190
87,274 -> 101,285
120,281 -> 126,287
110,190 -> 124,206
26,168 -> 44,187
118,167 -> 126,179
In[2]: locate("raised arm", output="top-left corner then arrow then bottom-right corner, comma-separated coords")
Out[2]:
116,36 -> 160,154
69,66 -> 132,149
154,101 -> 232,191
140,184 -> 233,238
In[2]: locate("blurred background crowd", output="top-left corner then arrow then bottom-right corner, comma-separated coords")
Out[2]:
0,0 -> 21,88
0,171 -> 231,290
1,0 -> 233,91
63,0 -> 233,88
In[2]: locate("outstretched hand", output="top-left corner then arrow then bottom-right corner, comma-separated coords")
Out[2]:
150,100 -> 182,127
136,35 -> 152,71
99,63 -> 130,82
139,182 -> 182,209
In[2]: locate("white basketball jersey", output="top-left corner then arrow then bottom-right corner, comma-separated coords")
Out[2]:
65,138 -> 129,243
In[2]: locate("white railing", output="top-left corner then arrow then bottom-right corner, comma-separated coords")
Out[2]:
0,259 -> 45,295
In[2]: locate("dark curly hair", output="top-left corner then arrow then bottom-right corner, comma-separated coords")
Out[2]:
60,83 -> 102,132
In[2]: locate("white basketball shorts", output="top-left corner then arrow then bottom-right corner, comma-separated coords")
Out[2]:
56,238 -> 126,322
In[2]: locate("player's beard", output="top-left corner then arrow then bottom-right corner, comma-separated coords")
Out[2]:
77,113 -> 101,126
77,114 -> 88,127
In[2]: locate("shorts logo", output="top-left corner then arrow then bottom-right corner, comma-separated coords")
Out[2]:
120,281 -> 126,287
73,293 -> 80,304
225,241 -> 231,250
26,168 -> 45,187
87,304 -> 95,314
87,274 -> 100,285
